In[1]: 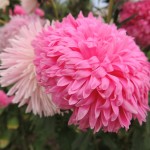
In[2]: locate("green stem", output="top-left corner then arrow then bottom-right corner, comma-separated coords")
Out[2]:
93,134 -> 99,150
18,110 -> 28,150
51,0 -> 58,19
107,0 -> 114,23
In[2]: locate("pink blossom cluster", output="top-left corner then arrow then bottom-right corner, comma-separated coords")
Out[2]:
11,0 -> 44,16
33,13 -> 150,132
0,0 -> 44,52
13,5 -> 44,17
120,0 -> 150,48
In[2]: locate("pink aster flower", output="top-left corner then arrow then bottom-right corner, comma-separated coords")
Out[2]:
0,18 -> 60,116
120,0 -> 150,48
33,13 -> 150,132
0,90 -> 13,108
0,15 -> 40,52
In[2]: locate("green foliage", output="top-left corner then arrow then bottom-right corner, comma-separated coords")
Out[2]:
1,104 -> 150,150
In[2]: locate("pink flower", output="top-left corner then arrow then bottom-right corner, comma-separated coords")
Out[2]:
0,15 -> 40,52
20,0 -> 39,14
0,90 -> 13,108
35,8 -> 45,17
13,5 -> 26,15
33,13 -> 150,132
0,17 -> 60,116
13,5 -> 44,17
120,0 -> 150,48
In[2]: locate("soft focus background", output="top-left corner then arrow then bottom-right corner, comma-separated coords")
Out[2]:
0,0 -> 150,150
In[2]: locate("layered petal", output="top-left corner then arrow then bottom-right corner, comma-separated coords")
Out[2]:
0,17 -> 60,116
33,12 -> 150,132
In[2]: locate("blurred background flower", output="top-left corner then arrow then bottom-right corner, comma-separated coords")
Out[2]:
20,0 -> 39,14
0,90 -> 13,108
119,0 -> 150,48
0,0 -> 9,10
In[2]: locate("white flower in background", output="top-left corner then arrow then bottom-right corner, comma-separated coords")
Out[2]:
20,0 -> 39,14
0,0 -> 9,10
92,0 -> 109,17
92,0 -> 108,9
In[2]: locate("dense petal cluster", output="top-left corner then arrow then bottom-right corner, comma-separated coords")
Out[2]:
0,90 -> 13,108
33,13 -> 150,132
0,18 -> 60,116
0,15 -> 40,52
120,0 -> 150,48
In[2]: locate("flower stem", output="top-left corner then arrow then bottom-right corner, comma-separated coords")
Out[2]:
107,0 -> 114,23
51,0 -> 58,19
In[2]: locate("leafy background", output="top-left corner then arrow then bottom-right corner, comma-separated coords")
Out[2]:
0,0 -> 150,150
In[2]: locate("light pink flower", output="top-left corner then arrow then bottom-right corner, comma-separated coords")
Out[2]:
33,13 -> 150,132
20,0 -> 39,14
0,90 -> 13,108
0,17 -> 60,116
0,15 -> 40,52
120,0 -> 150,48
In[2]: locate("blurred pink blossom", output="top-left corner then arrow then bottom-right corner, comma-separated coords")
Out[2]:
13,5 -> 45,17
20,0 -> 39,14
13,5 -> 26,15
0,90 -> 13,108
35,8 -> 45,17
120,0 -> 150,48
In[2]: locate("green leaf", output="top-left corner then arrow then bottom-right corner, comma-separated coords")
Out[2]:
131,117 -> 150,150
72,131 -> 92,150
0,131 -> 11,149
7,117 -> 19,130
